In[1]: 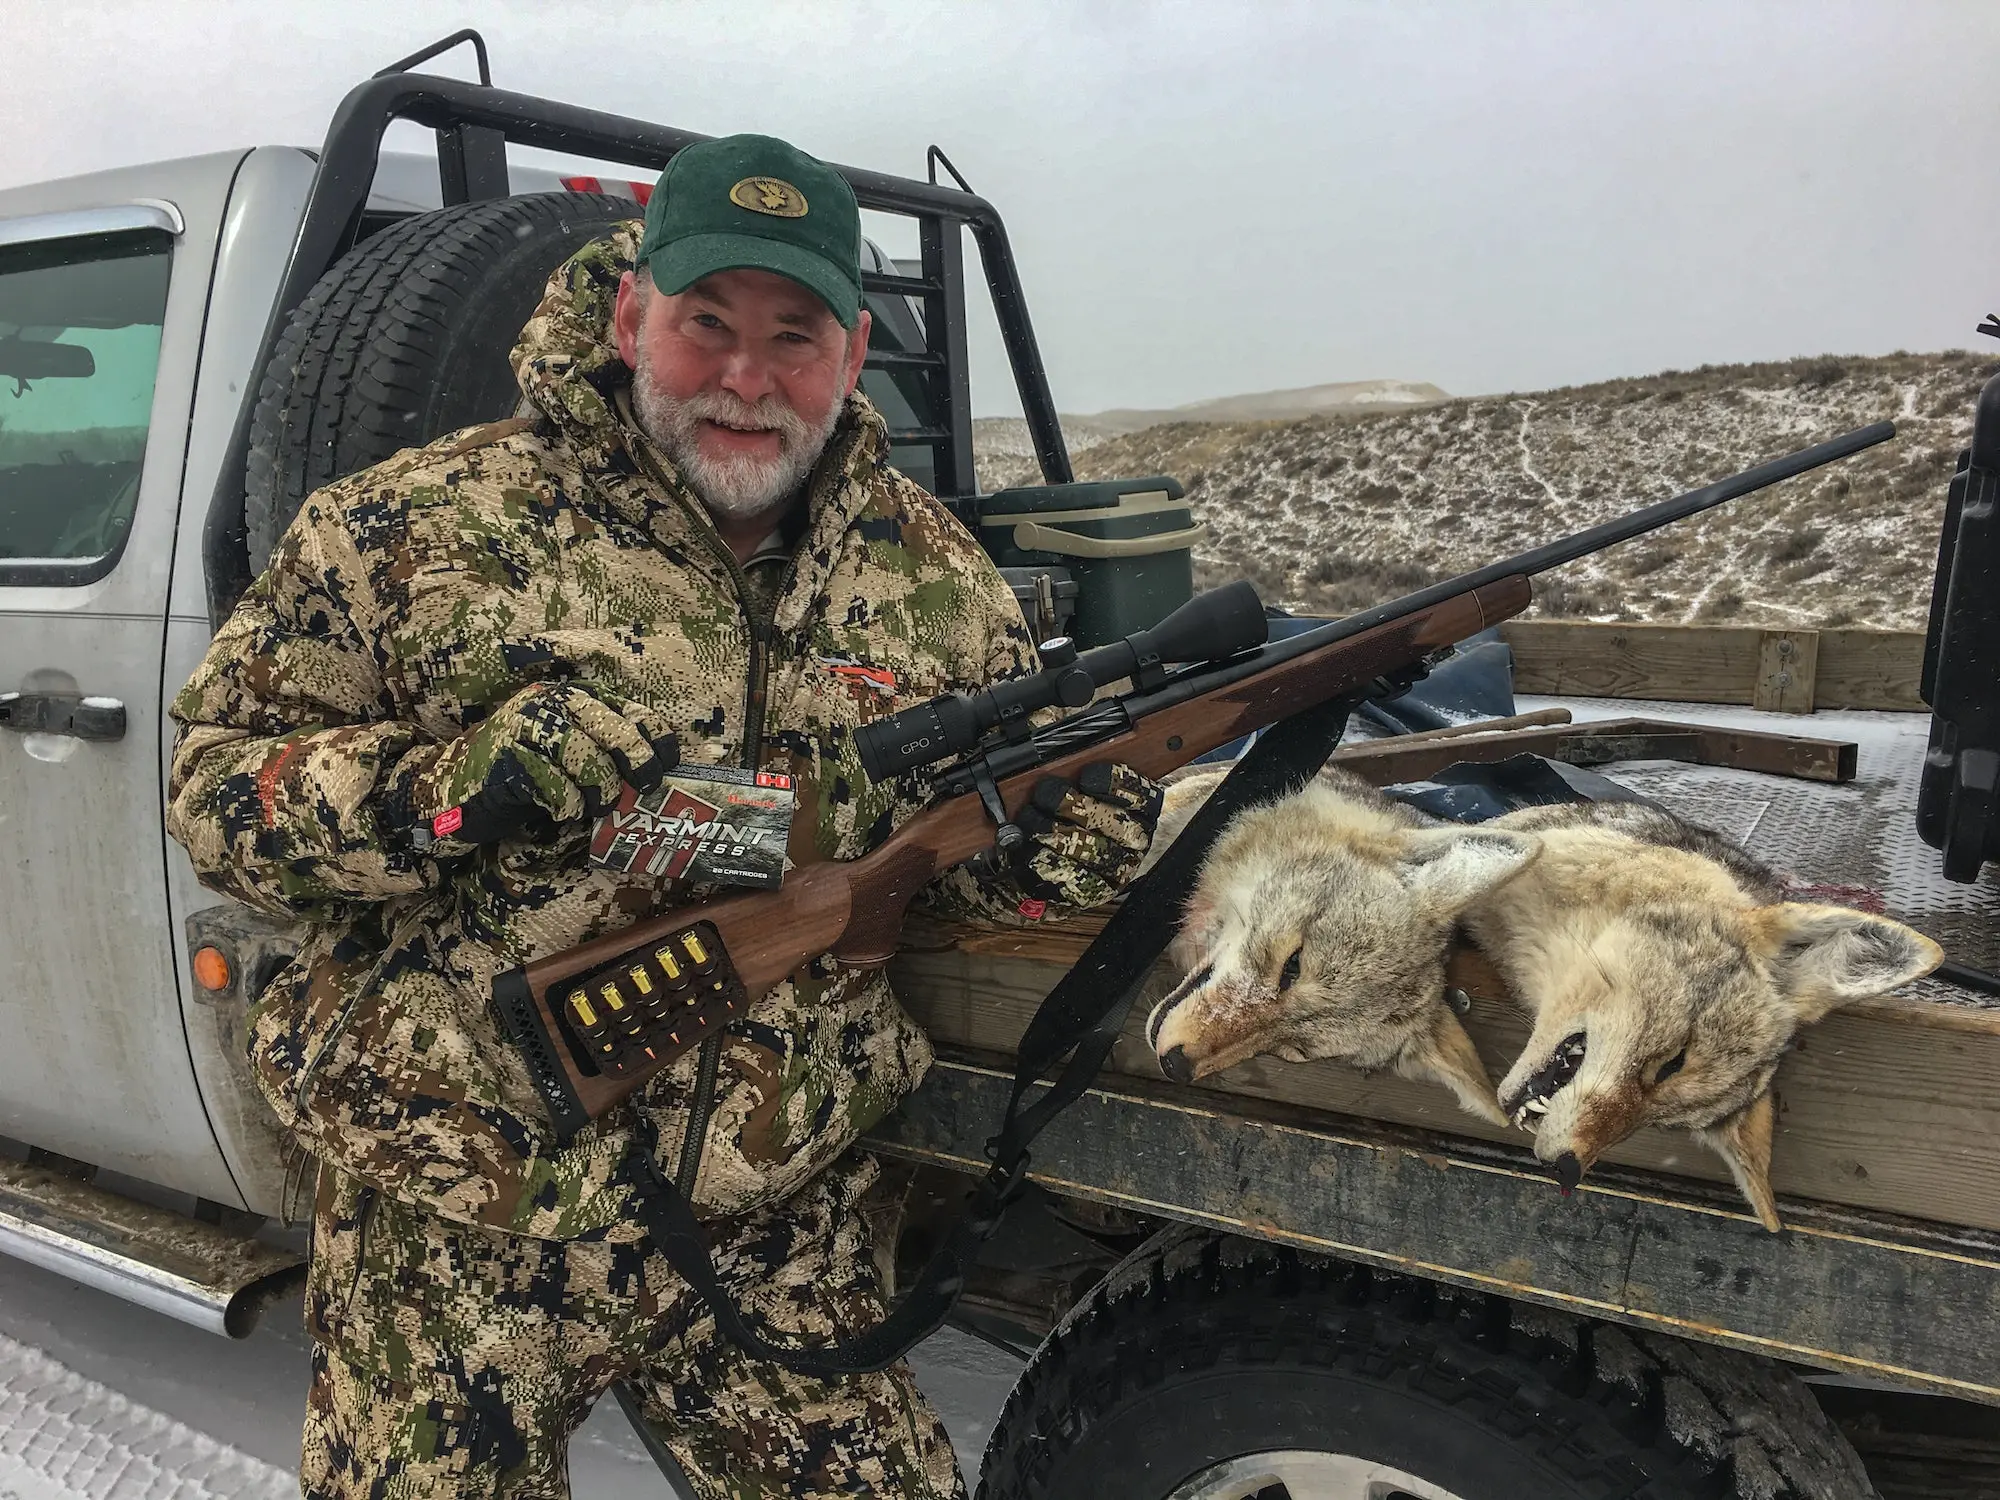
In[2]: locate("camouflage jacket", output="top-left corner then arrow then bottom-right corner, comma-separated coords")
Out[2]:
167,224 -> 1038,1240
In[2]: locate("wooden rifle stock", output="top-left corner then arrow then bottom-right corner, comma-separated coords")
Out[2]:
498,575 -> 1531,1133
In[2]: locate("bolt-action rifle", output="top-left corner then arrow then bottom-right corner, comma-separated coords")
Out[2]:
494,421 -> 1894,1148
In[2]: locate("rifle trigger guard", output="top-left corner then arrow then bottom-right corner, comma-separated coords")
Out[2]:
969,756 -> 1024,855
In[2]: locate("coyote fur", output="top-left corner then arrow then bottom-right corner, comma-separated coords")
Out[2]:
1144,767 -> 1539,1126
1147,771 -> 1942,1230
1467,799 -> 1940,1230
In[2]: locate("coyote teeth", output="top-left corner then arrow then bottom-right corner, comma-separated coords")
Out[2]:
1472,798 -> 1945,1230
1508,1030 -> 1588,1126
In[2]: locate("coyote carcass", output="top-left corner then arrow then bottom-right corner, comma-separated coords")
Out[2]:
1468,800 -> 1941,1230
1143,767 -> 1539,1125
1145,774 -> 1942,1230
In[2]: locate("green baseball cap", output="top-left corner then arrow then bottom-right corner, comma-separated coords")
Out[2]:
635,134 -> 862,328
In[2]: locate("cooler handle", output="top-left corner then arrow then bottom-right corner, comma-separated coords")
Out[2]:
1005,520 -> 1210,559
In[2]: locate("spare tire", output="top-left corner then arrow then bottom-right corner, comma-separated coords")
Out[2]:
243,191 -> 636,575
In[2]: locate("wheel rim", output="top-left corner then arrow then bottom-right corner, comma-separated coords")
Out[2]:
1168,1449 -> 1469,1500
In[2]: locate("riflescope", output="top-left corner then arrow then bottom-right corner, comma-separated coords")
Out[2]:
854,580 -> 1268,783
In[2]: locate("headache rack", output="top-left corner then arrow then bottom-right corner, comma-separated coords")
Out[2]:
201,28 -> 1072,625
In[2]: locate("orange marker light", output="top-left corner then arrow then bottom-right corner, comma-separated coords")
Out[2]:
191,946 -> 231,992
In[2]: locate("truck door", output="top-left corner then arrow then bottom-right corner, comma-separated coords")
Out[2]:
0,178 -> 240,1204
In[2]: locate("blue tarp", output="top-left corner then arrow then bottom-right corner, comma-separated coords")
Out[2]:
1385,754 -> 1642,822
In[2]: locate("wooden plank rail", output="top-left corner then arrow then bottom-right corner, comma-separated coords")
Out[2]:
892,915 -> 2000,1235
1499,622 -> 1927,713
1328,715 -> 1857,786
872,1058 -> 2000,1404
1819,628 -> 1931,712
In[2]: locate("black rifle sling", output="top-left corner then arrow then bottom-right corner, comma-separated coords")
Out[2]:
620,694 -> 1359,1377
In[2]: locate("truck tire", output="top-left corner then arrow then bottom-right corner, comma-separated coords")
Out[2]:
979,1226 -> 1877,1500
243,191 -> 635,576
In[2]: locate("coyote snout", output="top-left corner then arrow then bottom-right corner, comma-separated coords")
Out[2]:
1145,770 -> 1538,1124
1475,802 -> 1944,1228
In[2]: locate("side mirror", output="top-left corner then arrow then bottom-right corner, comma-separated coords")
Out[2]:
0,337 -> 95,382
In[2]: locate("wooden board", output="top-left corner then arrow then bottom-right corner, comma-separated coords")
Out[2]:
872,1058 -> 2000,1403
1753,629 -> 1819,714
891,918 -> 2000,1235
1500,621 -> 1926,713
1503,621 -> 1766,702
1818,628 -> 1930,712
1328,716 -> 1856,786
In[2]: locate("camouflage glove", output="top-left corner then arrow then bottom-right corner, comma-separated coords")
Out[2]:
396,682 -> 679,854
1011,761 -> 1163,909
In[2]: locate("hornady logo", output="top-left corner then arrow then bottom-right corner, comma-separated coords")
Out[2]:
815,653 -> 896,694
605,785 -> 779,880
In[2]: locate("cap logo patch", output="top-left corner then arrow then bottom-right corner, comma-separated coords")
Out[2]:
729,177 -> 809,218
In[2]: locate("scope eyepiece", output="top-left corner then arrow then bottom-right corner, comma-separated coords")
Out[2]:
851,581 -> 1268,784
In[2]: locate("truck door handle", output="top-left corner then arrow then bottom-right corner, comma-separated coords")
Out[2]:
0,692 -> 127,742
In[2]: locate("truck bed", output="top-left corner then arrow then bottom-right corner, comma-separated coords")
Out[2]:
871,697 -> 2000,1402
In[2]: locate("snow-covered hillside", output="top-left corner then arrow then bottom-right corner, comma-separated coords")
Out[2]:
974,352 -> 1992,630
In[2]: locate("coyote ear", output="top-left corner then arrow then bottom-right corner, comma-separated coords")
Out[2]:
1399,830 -> 1540,914
1697,1090 -> 1781,1232
1754,905 -> 1944,1022
1397,1005 -> 1507,1127
1176,888 -> 1220,954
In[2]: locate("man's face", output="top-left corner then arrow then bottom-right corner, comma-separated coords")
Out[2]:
614,266 -> 871,524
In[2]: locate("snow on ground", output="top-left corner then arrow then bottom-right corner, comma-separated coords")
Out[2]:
0,1331 -> 292,1500
0,1252 -> 1021,1498
974,351 -> 1995,632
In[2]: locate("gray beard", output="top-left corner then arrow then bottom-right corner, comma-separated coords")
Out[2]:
630,358 -> 843,525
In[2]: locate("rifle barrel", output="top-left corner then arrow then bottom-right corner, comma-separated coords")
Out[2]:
1115,420 -> 1895,724
1242,420 -> 1891,670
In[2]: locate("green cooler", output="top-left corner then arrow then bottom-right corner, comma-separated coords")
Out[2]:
979,477 -> 1205,648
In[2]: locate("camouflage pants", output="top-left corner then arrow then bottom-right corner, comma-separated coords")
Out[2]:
301,1152 -> 965,1499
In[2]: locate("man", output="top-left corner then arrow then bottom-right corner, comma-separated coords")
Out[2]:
166,134 -> 1159,1499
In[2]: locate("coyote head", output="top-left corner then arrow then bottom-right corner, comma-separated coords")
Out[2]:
1495,897 -> 1941,1229
1145,775 -> 1539,1124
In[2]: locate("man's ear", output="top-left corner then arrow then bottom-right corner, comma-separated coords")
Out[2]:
1697,1089 -> 1781,1232
614,270 -> 645,370
1751,905 -> 1944,1023
841,308 -> 873,396
1399,830 -> 1540,914
1396,1005 -> 1507,1127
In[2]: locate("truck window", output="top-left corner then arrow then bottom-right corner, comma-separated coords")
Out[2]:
0,230 -> 172,574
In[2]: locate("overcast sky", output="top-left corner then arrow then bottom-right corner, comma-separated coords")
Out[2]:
4,1 -> 1996,416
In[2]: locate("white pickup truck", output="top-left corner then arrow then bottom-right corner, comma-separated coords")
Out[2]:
2,33 -> 1994,1500
0,49 -> 1002,1262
